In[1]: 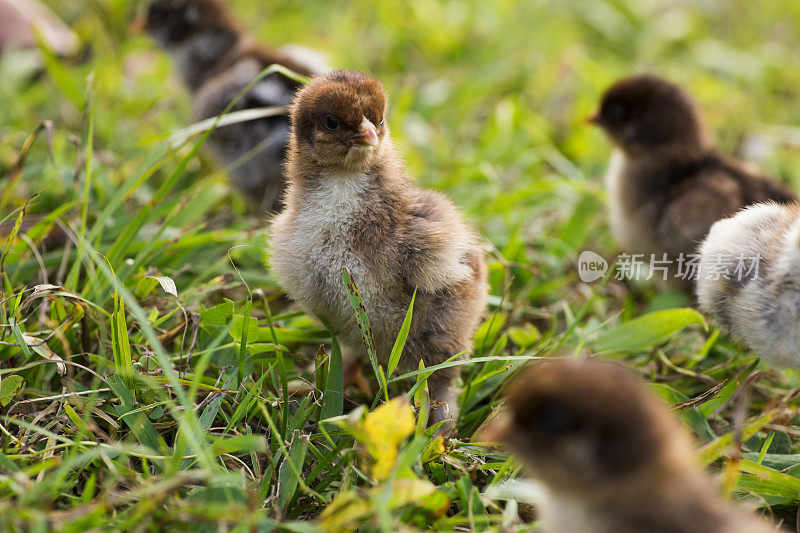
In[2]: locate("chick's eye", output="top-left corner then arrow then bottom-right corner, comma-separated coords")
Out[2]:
605,103 -> 626,121
323,115 -> 340,131
378,116 -> 384,126
523,401 -> 581,437
183,4 -> 200,24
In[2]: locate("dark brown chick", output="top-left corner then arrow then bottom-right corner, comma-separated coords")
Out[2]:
590,74 -> 795,290
484,358 -> 782,533
144,0 -> 324,212
269,71 -> 488,434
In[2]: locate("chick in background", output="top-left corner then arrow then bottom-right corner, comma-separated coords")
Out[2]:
590,74 -> 795,290
143,0 -> 327,213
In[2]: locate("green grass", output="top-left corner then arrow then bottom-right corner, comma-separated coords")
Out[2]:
3,0 -> 800,530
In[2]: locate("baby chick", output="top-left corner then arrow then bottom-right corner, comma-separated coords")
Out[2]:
269,71 -> 488,432
590,74 -> 795,289
144,0 -> 323,212
697,202 -> 800,367
484,358 -> 781,533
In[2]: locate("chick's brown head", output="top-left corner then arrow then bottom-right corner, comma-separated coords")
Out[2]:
290,70 -> 388,172
493,359 -> 684,492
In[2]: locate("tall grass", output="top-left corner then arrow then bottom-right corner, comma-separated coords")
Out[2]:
2,0 -> 800,530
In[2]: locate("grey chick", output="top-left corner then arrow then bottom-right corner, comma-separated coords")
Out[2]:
269,71 -> 488,434
697,201 -> 800,367
144,0 -> 324,213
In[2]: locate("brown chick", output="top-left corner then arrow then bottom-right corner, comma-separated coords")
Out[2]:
144,0 -> 324,213
590,74 -> 795,290
269,70 -> 488,433
484,358 -> 782,533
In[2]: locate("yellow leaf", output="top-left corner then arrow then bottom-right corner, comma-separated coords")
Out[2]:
318,490 -> 370,533
388,478 -> 438,508
22,335 -> 65,375
317,479 -> 448,532
361,396 -> 415,480
421,435 -> 446,464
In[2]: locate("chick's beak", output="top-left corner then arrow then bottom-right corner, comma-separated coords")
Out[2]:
352,117 -> 379,148
130,16 -> 146,35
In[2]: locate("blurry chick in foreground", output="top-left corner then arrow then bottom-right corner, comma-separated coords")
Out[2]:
269,71 -> 487,433
144,0 -> 325,213
697,201 -> 800,367
590,74 -> 795,289
483,358 -> 782,533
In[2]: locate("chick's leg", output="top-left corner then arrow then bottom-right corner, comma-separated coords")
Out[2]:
342,351 -> 372,397
427,367 -> 460,437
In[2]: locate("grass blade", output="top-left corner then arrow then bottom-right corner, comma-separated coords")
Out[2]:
111,291 -> 133,386
341,267 -> 380,389
238,297 -> 253,388
595,308 -> 707,353
387,289 -> 415,378
319,323 -> 344,422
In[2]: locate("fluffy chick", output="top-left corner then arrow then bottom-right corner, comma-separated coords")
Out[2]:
590,74 -> 795,289
145,0 -> 323,212
484,358 -> 782,533
269,70 -> 487,431
697,202 -> 800,366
